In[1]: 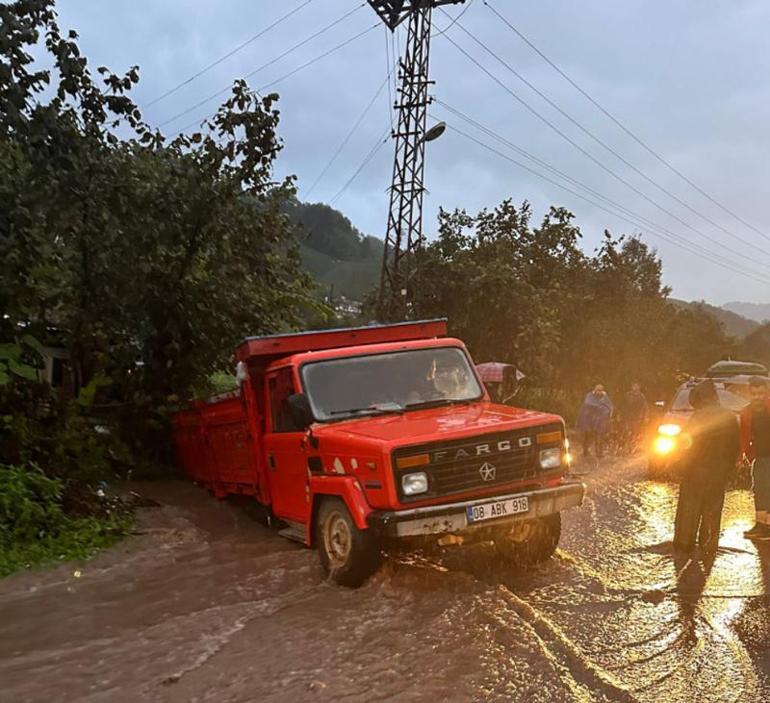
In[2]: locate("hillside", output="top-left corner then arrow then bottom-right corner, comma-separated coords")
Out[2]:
737,321 -> 770,365
287,200 -> 382,300
299,245 -> 381,300
671,299 -> 759,339
723,301 -> 770,323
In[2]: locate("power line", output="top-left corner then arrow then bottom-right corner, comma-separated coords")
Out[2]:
160,3 -> 367,130
439,10 -> 770,262
305,72 -> 391,199
436,23 -> 770,267
384,26 -> 394,129
431,0 -> 474,38
143,0 -> 315,111
465,7 -> 770,256
442,121 -> 768,286
435,101 -> 767,281
173,22 -> 379,136
330,126 -> 391,206
484,0 -> 770,244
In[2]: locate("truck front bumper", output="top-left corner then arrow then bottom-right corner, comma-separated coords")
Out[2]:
368,480 -> 585,538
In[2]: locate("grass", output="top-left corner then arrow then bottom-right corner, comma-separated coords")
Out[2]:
0,511 -> 134,578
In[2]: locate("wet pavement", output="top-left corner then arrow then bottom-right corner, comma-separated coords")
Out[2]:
0,457 -> 768,702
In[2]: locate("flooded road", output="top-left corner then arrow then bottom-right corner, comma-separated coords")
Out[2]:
1,457 -> 768,702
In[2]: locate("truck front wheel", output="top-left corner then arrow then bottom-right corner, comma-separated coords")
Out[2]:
494,513 -> 561,566
316,498 -> 381,588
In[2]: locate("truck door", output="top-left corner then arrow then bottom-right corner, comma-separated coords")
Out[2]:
263,367 -> 310,523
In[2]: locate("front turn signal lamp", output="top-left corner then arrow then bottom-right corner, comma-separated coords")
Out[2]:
395,453 -> 430,470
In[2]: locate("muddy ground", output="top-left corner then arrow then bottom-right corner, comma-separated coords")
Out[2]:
1,457 -> 768,702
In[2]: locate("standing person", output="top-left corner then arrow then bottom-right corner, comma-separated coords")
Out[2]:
620,383 -> 649,454
673,379 -> 740,555
740,376 -> 770,540
576,384 -> 613,459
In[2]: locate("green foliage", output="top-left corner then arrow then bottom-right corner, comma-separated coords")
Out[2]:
0,463 -> 132,577
415,201 -> 734,418
191,370 -> 239,399
0,337 -> 40,386
0,0 -> 313,465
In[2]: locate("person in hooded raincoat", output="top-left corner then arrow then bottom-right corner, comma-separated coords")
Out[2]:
673,379 -> 740,555
576,384 -> 613,458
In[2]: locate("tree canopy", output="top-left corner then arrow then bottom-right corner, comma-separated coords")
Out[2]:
1,0 -> 313,463
415,200 -> 733,415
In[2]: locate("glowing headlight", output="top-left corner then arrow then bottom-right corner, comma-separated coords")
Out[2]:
657,423 -> 682,437
402,471 -> 429,496
653,436 -> 677,456
539,448 -> 562,470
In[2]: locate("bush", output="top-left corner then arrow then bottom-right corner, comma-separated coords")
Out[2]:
0,464 -> 132,577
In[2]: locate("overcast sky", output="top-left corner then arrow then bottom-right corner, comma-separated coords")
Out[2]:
54,0 -> 770,305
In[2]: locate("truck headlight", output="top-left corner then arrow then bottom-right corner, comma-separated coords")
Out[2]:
539,448 -> 562,470
402,472 -> 428,496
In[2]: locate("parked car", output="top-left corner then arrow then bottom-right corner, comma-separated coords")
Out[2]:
172,319 -> 584,587
648,375 -> 749,478
706,359 -> 768,379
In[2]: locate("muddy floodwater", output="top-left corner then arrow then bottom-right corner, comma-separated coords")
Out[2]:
1,458 -> 768,702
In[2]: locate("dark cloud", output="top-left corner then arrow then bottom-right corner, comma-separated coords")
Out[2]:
54,0 -> 770,304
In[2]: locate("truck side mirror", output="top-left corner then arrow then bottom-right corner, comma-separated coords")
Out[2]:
287,393 -> 314,429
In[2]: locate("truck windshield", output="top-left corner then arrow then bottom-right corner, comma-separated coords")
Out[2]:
301,347 -> 483,422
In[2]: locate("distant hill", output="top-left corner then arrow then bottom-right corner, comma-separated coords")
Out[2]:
286,200 -> 382,300
723,301 -> 770,323
672,299 -> 759,339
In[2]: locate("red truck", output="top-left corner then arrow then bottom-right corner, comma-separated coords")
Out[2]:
173,320 -> 584,586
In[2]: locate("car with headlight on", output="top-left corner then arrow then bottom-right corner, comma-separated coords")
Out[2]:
172,319 -> 585,587
648,376 -> 749,477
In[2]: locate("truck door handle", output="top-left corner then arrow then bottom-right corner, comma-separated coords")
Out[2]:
268,454 -> 276,471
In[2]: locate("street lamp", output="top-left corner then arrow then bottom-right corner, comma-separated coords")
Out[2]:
424,120 -> 446,143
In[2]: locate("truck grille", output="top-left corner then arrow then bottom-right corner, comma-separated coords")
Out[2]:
393,425 -> 562,502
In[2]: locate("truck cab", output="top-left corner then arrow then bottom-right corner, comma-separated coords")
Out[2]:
173,320 -> 585,586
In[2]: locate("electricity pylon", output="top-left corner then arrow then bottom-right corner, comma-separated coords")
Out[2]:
368,1 -> 465,320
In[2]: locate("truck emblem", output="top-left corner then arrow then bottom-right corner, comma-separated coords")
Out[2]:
479,462 -> 497,482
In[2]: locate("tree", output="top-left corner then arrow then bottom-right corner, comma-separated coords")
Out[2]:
0,0 -> 313,463
415,199 -> 733,418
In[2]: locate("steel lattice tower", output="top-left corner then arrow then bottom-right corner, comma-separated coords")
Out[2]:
368,1 -> 465,321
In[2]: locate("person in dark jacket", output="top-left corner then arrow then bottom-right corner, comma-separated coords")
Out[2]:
619,382 -> 649,454
673,379 -> 740,555
740,376 -> 770,540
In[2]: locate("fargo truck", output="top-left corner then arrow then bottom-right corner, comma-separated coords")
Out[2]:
173,320 -> 585,586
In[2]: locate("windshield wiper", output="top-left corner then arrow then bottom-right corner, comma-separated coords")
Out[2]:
405,398 -> 473,411
330,403 -> 405,417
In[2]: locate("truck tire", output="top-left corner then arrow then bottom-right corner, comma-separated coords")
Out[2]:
494,513 -> 561,566
316,497 -> 381,588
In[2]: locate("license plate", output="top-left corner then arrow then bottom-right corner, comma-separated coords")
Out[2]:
466,496 -> 529,523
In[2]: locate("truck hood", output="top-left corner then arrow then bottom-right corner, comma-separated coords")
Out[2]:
312,402 -> 561,446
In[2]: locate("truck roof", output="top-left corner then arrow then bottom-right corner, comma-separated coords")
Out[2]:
235,319 -> 448,365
